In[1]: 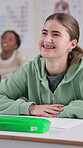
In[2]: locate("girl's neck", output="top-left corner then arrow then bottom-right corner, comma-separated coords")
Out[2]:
46,58 -> 68,76
1,51 -> 14,60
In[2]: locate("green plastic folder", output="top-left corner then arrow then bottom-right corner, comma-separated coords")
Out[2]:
0,115 -> 51,133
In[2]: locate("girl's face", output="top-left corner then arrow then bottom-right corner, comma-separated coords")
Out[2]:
1,32 -> 18,52
39,19 -> 77,60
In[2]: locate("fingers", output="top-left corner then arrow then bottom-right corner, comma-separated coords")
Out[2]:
35,111 -> 59,118
35,107 -> 64,118
44,104 -> 64,112
42,104 -> 64,117
44,107 -> 63,115
29,104 -> 64,118
39,112 -> 58,118
49,104 -> 64,108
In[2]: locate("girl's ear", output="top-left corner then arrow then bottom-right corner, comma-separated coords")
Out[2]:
70,39 -> 78,50
14,44 -> 18,50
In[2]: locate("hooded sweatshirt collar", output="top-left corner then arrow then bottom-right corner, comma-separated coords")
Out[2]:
34,54 -> 83,84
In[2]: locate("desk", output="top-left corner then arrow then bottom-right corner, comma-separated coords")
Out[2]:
0,118 -> 83,148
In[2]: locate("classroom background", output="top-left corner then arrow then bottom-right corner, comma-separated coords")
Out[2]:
0,0 -> 83,61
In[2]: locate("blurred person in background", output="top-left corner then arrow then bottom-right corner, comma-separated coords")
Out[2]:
0,30 -> 29,81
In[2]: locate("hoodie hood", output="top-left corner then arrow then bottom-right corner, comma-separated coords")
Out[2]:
34,54 -> 46,81
33,54 -> 83,83
65,57 -> 83,82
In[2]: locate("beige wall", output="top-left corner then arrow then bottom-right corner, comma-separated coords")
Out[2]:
26,0 -> 41,61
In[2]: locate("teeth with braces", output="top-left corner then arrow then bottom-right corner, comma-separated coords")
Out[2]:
43,46 -> 55,49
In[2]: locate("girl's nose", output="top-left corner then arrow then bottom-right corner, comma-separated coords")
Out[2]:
44,36 -> 53,43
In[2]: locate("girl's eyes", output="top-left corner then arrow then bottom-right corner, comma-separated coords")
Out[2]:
41,32 -> 60,37
2,36 -> 6,40
2,36 -> 14,41
53,33 -> 60,37
41,32 -> 47,35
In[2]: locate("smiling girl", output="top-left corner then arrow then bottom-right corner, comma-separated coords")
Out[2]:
0,13 -> 83,118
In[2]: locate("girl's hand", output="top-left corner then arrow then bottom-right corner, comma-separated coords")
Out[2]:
29,104 -> 64,118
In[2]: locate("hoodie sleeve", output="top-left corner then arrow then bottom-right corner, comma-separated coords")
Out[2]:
58,68 -> 83,119
0,64 -> 35,115
58,100 -> 83,118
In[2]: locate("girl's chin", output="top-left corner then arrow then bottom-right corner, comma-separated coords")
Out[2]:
41,53 -> 53,58
40,50 -> 56,58
40,49 -> 53,56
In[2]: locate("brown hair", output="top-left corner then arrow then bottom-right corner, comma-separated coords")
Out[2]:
45,13 -> 83,66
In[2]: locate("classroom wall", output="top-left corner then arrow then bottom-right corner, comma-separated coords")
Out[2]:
0,0 -> 83,61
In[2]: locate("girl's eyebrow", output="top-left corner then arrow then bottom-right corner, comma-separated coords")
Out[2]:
52,31 -> 62,34
42,29 -> 48,32
42,29 -> 62,35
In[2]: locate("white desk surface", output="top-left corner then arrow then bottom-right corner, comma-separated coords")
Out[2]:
0,117 -> 83,147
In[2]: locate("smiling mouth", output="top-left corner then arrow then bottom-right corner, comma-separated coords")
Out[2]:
2,43 -> 8,47
43,45 -> 55,49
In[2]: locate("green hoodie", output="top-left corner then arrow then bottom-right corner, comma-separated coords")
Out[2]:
0,54 -> 83,118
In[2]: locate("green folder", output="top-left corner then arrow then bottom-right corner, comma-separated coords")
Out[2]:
0,115 -> 51,133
